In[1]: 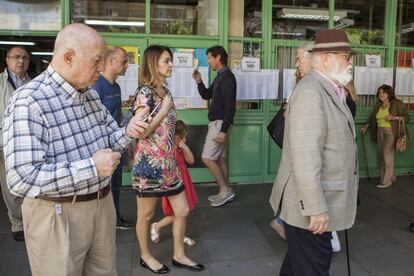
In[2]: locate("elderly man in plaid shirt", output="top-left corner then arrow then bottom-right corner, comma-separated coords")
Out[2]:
3,23 -> 149,276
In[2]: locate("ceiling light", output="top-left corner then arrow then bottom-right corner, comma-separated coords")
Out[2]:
84,20 -> 145,27
31,52 -> 53,56
0,41 -> 35,46
277,8 -> 347,22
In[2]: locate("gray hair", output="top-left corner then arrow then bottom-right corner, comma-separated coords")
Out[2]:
297,41 -> 314,59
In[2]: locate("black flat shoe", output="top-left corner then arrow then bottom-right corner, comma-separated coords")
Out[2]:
140,258 -> 169,274
172,258 -> 205,271
409,222 -> 414,233
11,231 -> 24,242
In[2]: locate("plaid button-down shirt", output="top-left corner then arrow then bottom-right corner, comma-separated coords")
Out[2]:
3,66 -> 132,198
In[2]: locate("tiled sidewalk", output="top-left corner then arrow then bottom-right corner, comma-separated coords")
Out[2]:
1,176 -> 414,276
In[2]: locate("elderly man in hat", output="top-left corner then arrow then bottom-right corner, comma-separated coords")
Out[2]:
270,29 -> 358,275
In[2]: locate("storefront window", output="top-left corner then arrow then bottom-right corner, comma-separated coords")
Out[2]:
229,41 -> 261,69
272,0 -> 329,40
335,0 -> 385,45
150,0 -> 218,35
0,36 -> 55,75
72,0 -> 146,33
229,0 -> 262,37
396,0 -> 414,46
0,0 -> 61,31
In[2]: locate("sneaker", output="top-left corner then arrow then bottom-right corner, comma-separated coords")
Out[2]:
377,182 -> 392,189
208,193 -> 235,203
210,190 -> 235,207
116,217 -> 134,230
208,194 -> 219,202
331,231 -> 341,253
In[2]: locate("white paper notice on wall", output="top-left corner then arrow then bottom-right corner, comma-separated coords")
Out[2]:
168,67 -> 209,98
233,69 -> 279,99
117,64 -> 139,100
412,58 -> 414,70
396,68 -> 414,96
354,66 -> 393,95
241,57 -> 261,72
365,54 -> 381,67
173,52 -> 194,67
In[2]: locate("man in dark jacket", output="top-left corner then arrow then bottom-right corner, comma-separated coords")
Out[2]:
192,46 -> 236,207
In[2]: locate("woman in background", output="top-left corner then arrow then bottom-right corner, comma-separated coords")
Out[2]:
361,84 -> 409,188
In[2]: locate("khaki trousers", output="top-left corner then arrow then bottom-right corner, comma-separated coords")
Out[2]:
22,191 -> 117,276
0,151 -> 23,232
377,127 -> 395,185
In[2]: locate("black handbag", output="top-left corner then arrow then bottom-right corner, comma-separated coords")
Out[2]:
267,103 -> 286,148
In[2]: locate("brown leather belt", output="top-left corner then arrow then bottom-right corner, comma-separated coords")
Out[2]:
37,185 -> 110,203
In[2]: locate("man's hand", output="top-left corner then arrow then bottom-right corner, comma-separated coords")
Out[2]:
192,70 -> 202,83
126,107 -> 150,139
215,131 -> 226,144
308,212 -> 329,234
92,149 -> 121,177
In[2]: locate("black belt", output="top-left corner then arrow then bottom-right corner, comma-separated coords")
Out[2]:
37,185 -> 110,203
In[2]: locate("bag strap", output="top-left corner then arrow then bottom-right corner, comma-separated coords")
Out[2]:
399,118 -> 406,136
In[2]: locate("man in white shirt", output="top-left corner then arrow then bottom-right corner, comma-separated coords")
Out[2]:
0,46 -> 31,241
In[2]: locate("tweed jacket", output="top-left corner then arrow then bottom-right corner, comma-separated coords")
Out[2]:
0,69 -> 15,149
270,70 -> 359,231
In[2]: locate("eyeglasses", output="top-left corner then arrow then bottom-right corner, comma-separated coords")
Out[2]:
7,55 -> 29,62
327,52 -> 353,62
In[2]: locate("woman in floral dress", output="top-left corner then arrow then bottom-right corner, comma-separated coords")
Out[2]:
132,45 -> 204,273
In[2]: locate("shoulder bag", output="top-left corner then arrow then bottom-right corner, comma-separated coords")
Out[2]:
396,118 -> 408,153
267,103 -> 286,148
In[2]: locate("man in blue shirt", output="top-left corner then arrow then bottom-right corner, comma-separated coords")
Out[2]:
93,46 -> 133,229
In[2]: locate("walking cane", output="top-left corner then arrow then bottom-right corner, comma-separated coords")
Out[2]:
345,230 -> 351,276
361,132 -> 370,181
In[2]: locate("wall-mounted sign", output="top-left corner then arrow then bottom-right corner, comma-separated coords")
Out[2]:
173,52 -> 194,67
241,57 -> 261,72
365,54 -> 381,68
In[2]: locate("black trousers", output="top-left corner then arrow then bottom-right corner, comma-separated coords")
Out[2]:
280,222 -> 333,276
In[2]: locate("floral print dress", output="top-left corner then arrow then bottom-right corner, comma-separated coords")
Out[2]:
131,85 -> 183,197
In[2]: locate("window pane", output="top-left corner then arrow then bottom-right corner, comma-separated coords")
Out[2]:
229,41 -> 261,69
272,0 -> 329,40
229,0 -> 262,37
151,0 -> 218,35
0,0 -> 61,31
72,0 -> 146,33
396,0 -> 414,46
335,0 -> 385,45
0,36 -> 55,75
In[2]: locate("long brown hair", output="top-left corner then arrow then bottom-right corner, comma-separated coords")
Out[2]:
345,80 -> 358,102
139,45 -> 172,90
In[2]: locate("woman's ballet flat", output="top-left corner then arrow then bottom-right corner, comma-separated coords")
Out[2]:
140,258 -> 169,274
172,258 -> 205,271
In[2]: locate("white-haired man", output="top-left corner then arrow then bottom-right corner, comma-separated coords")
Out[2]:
270,29 -> 358,275
3,23 -> 150,276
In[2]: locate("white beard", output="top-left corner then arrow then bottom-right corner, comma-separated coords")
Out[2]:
328,60 -> 353,86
